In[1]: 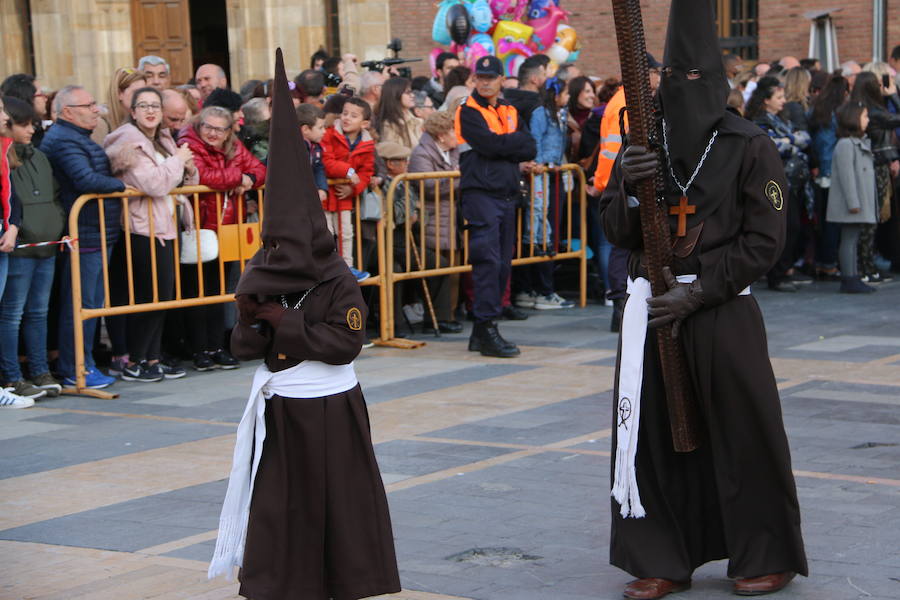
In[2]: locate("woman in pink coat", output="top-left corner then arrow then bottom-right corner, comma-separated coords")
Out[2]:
104,86 -> 199,382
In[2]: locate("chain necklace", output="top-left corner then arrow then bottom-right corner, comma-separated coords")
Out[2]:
660,119 -> 718,196
280,283 -> 320,310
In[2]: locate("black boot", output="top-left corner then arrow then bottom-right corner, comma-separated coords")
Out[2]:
610,298 -> 624,333
839,275 -> 876,294
468,321 -> 521,358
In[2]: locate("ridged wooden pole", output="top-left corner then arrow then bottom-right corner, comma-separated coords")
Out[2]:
611,0 -> 701,453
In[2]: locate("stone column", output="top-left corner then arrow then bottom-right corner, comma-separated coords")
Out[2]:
30,0 -> 133,101
226,0 -> 391,85
337,0 -> 392,62
0,0 -> 31,77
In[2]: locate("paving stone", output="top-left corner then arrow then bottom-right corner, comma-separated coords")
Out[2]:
424,393 -> 610,446
374,440 -> 516,478
4,288 -> 900,599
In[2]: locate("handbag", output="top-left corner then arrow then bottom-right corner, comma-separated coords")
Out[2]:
180,228 -> 219,264
360,188 -> 383,221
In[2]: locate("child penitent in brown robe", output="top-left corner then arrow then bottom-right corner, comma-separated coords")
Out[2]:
208,49 -> 400,600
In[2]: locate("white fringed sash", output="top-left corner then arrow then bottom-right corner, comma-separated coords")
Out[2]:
208,360 -> 358,580
611,275 -> 750,519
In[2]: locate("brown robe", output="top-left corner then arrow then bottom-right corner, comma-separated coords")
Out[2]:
600,112 -> 808,581
231,271 -> 401,600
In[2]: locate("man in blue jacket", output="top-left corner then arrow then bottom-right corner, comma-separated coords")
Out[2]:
455,56 -> 536,357
40,85 -> 126,389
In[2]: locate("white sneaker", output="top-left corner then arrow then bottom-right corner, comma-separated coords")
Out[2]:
0,387 -> 35,409
534,292 -> 576,310
514,291 -> 537,308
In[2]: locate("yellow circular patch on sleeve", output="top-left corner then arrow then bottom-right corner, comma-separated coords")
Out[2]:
347,307 -> 363,331
765,180 -> 784,211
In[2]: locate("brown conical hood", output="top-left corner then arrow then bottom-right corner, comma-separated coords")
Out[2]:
236,48 -> 347,296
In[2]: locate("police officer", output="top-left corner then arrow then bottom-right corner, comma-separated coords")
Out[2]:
455,56 -> 536,357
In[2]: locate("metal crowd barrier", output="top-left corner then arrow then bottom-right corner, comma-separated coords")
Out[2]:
383,164 -> 588,341
65,166 -> 588,397
65,184 -> 389,398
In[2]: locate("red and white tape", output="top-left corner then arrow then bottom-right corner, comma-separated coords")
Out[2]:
15,236 -> 77,250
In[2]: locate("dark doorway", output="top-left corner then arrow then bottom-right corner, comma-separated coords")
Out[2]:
189,0 -> 230,82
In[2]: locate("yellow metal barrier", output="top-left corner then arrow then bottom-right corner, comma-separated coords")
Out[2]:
65,184 -> 389,398
383,164 -> 588,341
65,166 -> 588,397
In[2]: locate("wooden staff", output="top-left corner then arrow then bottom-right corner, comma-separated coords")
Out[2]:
611,0 -> 701,452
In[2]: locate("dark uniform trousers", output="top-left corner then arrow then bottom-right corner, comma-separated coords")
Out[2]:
462,189 -> 516,322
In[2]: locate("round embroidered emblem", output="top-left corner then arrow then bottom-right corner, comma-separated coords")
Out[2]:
347,307 -> 363,331
618,397 -> 632,429
765,180 -> 784,211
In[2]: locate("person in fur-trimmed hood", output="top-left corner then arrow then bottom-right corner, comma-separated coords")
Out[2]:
207,49 -> 401,600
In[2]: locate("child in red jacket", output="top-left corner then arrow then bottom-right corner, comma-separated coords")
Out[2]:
321,97 -> 374,280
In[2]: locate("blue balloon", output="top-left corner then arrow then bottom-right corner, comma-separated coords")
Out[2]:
527,0 -> 559,21
467,0 -> 493,33
432,0 -> 455,45
469,33 -> 495,55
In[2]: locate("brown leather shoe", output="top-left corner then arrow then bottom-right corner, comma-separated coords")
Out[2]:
623,578 -> 691,599
733,571 -> 796,596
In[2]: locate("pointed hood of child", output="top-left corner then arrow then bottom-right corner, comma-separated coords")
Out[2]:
236,48 -> 348,296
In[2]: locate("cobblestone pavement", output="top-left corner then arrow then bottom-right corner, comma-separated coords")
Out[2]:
2,280 -> 899,600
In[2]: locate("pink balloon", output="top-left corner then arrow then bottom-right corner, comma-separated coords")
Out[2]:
527,4 -> 570,52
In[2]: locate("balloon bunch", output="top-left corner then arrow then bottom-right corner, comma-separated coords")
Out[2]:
430,0 -> 581,77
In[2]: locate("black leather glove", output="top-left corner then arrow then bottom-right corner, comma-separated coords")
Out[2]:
235,294 -> 261,326
646,266 -> 704,339
255,302 -> 287,331
621,145 -> 658,189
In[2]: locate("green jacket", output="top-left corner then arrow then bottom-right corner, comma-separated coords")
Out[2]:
11,143 -> 65,259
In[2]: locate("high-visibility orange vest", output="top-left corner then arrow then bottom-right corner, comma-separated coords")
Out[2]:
455,95 -> 519,147
594,87 -> 628,193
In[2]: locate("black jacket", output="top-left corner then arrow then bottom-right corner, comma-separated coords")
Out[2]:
865,95 -> 900,165
458,91 -> 536,197
503,87 -> 541,126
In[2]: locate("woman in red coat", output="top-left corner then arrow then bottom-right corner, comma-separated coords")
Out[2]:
179,106 -> 266,371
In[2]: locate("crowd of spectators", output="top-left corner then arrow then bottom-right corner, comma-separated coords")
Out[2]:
1,43 -> 899,405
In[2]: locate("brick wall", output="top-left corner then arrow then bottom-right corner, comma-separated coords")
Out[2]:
389,1 -> 898,79
388,0 -> 666,79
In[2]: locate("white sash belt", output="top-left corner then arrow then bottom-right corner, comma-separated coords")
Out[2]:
208,360 -> 358,580
611,275 -> 750,519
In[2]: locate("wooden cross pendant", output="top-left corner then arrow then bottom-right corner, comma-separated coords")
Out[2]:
669,196 -> 696,237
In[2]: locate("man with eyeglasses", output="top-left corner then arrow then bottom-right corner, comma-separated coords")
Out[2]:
138,55 -> 171,90
39,85 -> 129,390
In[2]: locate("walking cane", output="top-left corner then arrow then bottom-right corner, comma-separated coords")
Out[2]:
406,227 -> 441,337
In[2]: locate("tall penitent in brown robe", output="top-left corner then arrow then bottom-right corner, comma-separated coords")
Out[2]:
214,49 -> 400,600
599,0 -> 808,583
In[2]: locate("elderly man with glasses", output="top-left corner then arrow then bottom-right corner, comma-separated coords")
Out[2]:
39,86 -> 130,390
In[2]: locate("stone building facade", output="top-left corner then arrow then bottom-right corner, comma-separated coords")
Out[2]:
2,0 -> 392,99
2,1 -> 899,97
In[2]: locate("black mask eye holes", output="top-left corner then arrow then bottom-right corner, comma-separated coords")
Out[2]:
661,67 -> 703,80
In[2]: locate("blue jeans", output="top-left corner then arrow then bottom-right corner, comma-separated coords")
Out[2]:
0,256 -> 55,381
0,252 -> 8,305
57,249 -> 111,378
